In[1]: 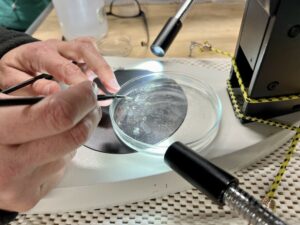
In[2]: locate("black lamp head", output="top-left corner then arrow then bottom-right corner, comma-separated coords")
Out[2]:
164,142 -> 239,205
150,0 -> 195,57
150,17 -> 182,57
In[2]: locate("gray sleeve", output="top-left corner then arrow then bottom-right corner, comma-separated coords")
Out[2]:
0,27 -> 38,58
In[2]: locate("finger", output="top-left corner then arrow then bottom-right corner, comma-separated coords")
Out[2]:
0,68 -> 35,96
57,37 -> 97,62
0,93 -> 13,98
57,39 -> 120,93
32,79 -> 61,95
0,81 -> 98,145
33,51 -> 87,85
1,41 -> 88,85
79,71 -> 112,106
0,67 -> 31,90
18,107 -> 101,167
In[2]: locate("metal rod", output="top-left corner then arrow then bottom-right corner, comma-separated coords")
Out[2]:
174,0 -> 195,21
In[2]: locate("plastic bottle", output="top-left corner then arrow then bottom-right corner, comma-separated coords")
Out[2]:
52,0 -> 108,40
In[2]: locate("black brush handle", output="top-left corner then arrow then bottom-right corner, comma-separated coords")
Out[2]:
0,97 -> 43,106
1,74 -> 53,94
151,17 -> 182,57
0,209 -> 18,225
0,95 -> 123,107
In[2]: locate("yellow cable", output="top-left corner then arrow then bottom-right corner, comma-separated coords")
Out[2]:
193,41 -> 300,209
266,129 -> 300,199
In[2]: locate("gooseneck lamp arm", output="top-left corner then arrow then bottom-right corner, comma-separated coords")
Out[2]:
150,0 -> 195,57
164,142 -> 288,225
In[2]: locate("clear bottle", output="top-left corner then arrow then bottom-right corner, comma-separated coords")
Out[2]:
52,0 -> 108,40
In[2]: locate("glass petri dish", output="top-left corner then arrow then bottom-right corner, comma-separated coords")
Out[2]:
109,71 -> 222,156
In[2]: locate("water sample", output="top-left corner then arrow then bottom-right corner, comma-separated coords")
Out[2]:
113,76 -> 188,145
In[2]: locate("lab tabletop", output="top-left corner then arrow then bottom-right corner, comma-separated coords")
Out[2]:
32,2 -> 243,58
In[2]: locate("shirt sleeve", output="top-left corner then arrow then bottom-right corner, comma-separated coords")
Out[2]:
0,27 -> 38,58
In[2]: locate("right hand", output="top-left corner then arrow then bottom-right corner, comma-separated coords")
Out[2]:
0,38 -> 120,96
0,81 -> 101,212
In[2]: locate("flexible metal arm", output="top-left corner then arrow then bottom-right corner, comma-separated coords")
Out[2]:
174,0 -> 195,20
164,142 -> 288,225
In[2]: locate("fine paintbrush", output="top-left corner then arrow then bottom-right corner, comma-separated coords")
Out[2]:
0,73 -> 127,106
1,74 -> 54,94
0,95 -> 126,107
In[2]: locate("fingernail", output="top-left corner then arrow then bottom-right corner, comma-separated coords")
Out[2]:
88,72 -> 97,82
84,118 -> 93,138
92,82 -> 99,96
110,79 -> 121,90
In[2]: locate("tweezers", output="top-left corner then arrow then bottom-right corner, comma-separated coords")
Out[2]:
0,74 -> 125,107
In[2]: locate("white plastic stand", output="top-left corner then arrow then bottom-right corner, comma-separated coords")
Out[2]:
29,58 -> 300,213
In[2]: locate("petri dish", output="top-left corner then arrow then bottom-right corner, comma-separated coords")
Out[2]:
109,71 -> 222,156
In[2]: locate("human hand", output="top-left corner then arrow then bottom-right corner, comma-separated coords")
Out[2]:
0,81 -> 100,212
0,37 -> 120,96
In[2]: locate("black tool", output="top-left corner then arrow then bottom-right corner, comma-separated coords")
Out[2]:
0,95 -> 126,107
151,0 -> 193,57
0,73 -> 126,106
1,74 -> 53,94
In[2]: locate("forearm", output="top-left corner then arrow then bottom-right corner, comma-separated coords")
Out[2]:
0,27 -> 38,58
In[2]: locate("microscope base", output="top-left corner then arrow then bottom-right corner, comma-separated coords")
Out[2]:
29,57 -> 299,213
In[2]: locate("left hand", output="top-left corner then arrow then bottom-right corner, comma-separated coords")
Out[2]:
0,81 -> 101,212
0,37 -> 120,96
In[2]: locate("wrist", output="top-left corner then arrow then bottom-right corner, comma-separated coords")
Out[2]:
0,27 -> 38,59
